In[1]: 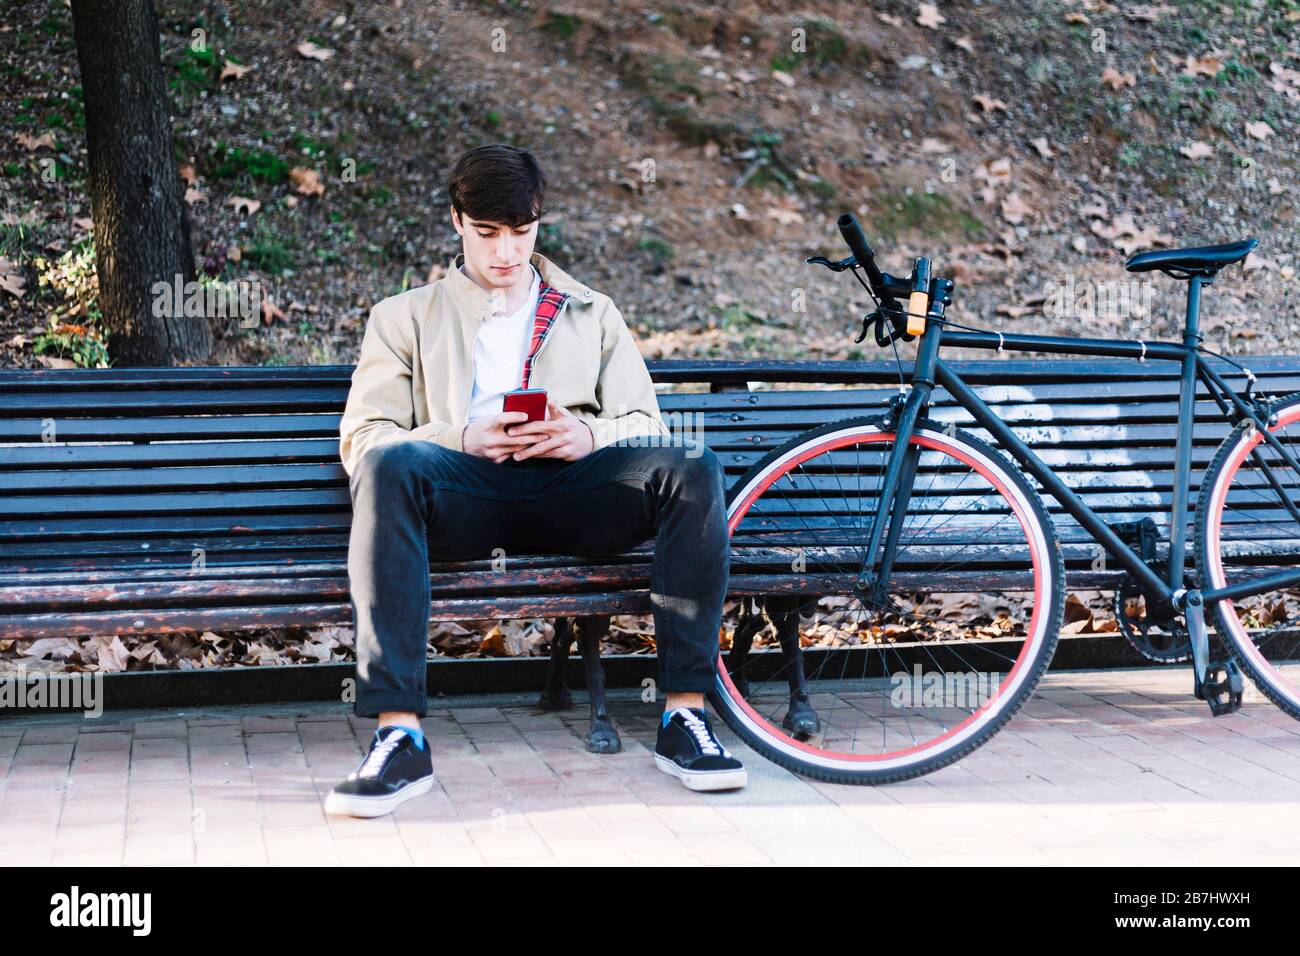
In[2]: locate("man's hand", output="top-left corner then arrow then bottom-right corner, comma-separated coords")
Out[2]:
462,411 -> 544,463
506,399 -> 595,462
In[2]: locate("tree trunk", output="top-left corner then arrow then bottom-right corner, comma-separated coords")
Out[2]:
70,0 -> 211,365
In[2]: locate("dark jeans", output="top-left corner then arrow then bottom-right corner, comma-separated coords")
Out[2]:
346,436 -> 730,718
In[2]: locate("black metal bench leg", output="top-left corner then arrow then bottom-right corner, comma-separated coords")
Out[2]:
726,600 -> 768,699
539,617 -> 575,711
766,594 -> 822,739
576,615 -> 621,754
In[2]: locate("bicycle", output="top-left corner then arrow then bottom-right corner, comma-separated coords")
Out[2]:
706,212 -> 1300,785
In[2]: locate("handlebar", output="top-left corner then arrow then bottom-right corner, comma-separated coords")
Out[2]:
816,212 -> 956,347
837,214 -> 887,291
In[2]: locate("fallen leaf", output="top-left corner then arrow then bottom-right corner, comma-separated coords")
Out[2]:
919,137 -> 951,154
184,185 -> 207,205
996,303 -> 1038,318
21,637 -> 82,659
1090,213 -> 1173,256
0,258 -> 25,297
1179,140 -> 1214,159
1125,3 -> 1174,21
771,69 -> 795,87
177,161 -> 198,184
976,157 -> 1012,188
730,203 -> 753,221
954,35 -> 974,53
1267,177 -> 1285,196
296,40 -> 335,61
90,635 -> 130,672
1101,68 -> 1136,90
1000,192 -> 1032,225
1071,236 -> 1088,253
227,195 -> 261,216
972,93 -> 1008,112
15,131 -> 55,151
71,216 -> 93,233
1183,53 -> 1223,78
1244,120 -> 1273,140
219,58 -> 252,82
916,3 -> 946,29
1268,61 -> 1300,98
35,355 -> 77,369
288,166 -> 325,197
765,195 -> 804,225
1029,136 -> 1054,159
1079,197 -> 1109,219
261,294 -> 286,325
1065,11 -> 1089,23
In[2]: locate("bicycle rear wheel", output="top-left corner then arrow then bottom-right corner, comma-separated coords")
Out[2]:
1197,391 -> 1300,719
710,416 -> 1065,784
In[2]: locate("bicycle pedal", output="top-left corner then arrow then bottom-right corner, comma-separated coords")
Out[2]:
1198,658 -> 1244,716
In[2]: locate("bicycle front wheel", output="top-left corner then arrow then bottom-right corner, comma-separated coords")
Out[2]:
1197,391 -> 1300,719
711,416 -> 1065,784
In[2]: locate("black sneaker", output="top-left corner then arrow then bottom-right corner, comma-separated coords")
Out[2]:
655,707 -> 747,791
324,726 -> 435,818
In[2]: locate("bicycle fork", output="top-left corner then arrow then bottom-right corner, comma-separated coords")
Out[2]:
855,319 -> 944,605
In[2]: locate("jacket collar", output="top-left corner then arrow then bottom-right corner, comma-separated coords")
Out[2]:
445,250 -> 595,317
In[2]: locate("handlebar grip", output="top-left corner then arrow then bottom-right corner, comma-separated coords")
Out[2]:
837,214 -> 887,290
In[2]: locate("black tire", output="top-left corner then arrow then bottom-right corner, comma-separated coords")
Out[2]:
710,415 -> 1066,784
1196,390 -> 1300,721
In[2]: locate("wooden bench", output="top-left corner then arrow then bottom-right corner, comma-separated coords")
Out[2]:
4,356 -> 1300,733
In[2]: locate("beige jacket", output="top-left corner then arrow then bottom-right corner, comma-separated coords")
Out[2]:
339,251 -> 670,476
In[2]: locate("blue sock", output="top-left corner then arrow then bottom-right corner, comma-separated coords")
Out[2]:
382,725 -> 426,750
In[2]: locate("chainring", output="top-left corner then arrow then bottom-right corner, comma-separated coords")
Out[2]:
1113,562 -> 1192,663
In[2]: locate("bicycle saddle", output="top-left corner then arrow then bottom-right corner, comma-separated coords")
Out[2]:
1125,238 -> 1258,277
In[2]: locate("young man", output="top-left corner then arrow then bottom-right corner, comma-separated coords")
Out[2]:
326,144 -> 745,818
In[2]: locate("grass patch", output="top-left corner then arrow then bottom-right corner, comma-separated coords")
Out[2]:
209,142 -> 289,184
541,12 -> 584,39
871,191 -> 985,242
240,223 -> 297,275
637,236 -> 675,265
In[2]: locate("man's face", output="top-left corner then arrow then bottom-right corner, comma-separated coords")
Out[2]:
452,208 -> 539,290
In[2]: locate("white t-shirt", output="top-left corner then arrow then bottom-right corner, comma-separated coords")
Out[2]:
466,263 -> 541,423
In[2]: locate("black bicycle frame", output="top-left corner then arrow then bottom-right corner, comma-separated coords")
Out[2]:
864,273 -> 1300,610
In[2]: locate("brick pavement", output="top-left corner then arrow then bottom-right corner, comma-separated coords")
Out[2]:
3,667 -> 1300,866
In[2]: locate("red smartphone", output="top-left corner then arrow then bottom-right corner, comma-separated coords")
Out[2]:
502,387 -> 548,423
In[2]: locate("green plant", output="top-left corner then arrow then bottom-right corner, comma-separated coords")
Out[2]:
170,44 -> 218,95
871,191 -> 985,242
0,220 -> 49,260
34,238 -> 100,319
541,12 -> 583,38
735,130 -> 795,192
638,236 -> 675,264
33,321 -> 110,368
241,224 -> 296,275
537,221 -> 571,259
209,142 -> 289,184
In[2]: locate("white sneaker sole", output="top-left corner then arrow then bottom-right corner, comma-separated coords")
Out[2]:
655,754 -> 748,791
323,776 -> 434,818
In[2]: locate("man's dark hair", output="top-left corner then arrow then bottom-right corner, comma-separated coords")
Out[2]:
448,144 -> 547,228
